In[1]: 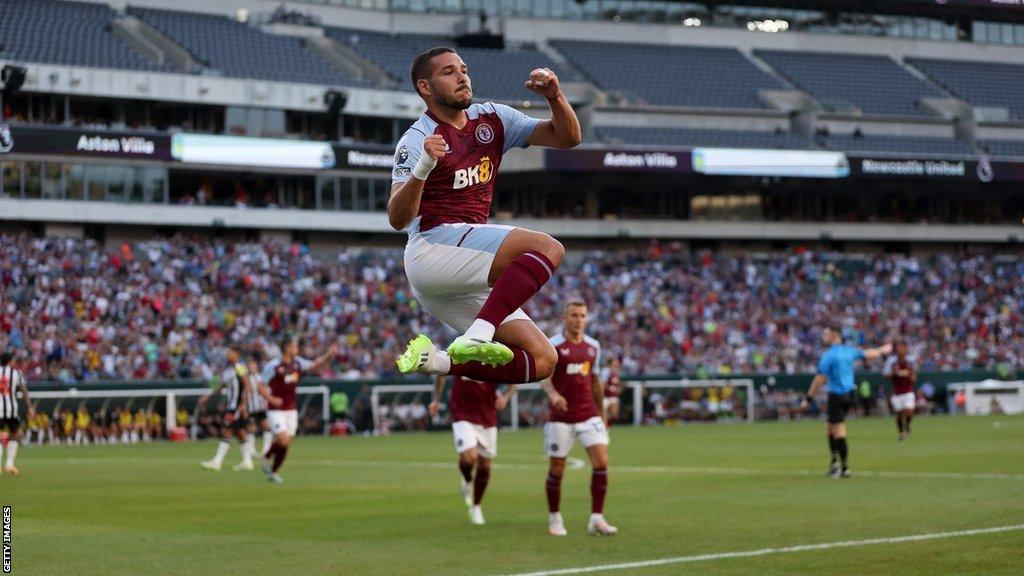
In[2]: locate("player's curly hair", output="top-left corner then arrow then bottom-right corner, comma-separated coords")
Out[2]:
410,46 -> 457,96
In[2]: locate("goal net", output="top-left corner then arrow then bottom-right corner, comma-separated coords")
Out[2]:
25,385 -> 330,444
370,384 -> 435,435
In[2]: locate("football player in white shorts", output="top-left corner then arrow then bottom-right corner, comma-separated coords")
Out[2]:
541,301 -> 616,536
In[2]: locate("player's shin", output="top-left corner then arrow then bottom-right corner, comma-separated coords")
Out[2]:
261,431 -> 273,456
590,468 -> 608,514
473,465 -> 491,505
545,473 -> 562,513
452,348 -> 537,384
459,460 -> 473,483
272,444 -> 289,473
5,440 -> 17,468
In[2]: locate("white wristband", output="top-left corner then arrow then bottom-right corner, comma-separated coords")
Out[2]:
412,154 -> 437,181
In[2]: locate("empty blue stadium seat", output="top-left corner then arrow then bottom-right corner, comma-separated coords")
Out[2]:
756,50 -> 944,117
979,139 -> 1024,158
818,134 -> 975,156
129,6 -> 360,86
551,40 -> 786,109
0,0 -> 173,72
329,28 -> 573,102
597,126 -> 812,149
907,58 -> 1024,122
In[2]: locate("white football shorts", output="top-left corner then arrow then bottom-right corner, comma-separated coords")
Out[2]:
891,392 -> 916,412
267,409 -> 298,437
452,420 -> 498,459
404,222 -> 530,332
544,416 -> 609,458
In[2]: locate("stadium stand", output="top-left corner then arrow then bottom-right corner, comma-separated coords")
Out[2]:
596,126 -> 813,149
550,40 -> 787,109
1,235 -> 1019,383
754,50 -> 945,117
907,58 -> 1024,122
128,6 -> 355,85
0,0 -> 173,72
979,139 -> 1024,158
817,134 -> 976,156
328,27 -> 573,101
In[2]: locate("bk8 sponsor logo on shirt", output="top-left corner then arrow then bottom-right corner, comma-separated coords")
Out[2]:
452,156 -> 493,189
566,361 -> 591,376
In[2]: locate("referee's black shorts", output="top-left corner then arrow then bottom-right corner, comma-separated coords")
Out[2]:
827,393 -> 854,424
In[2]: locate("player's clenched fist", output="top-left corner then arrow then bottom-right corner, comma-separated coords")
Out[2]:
423,134 -> 446,160
524,67 -> 561,100
413,134 -> 446,180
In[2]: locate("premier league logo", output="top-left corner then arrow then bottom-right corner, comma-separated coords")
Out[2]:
0,124 -> 12,154
396,145 -> 409,165
475,123 -> 494,145
977,156 -> 994,183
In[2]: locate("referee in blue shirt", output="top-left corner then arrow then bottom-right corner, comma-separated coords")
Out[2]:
802,324 -> 891,479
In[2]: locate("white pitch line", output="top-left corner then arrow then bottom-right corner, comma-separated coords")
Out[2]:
497,524 -> 1024,576
24,456 -> 1024,481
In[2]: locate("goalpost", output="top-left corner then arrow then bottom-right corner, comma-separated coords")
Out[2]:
30,385 -> 332,436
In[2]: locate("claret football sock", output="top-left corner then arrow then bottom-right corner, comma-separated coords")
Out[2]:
475,251 -> 556,331
452,347 -> 537,384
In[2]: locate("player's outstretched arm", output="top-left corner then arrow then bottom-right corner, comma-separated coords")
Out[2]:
524,68 -> 581,149
861,343 -> 893,361
387,134 -> 447,230
308,343 -> 340,373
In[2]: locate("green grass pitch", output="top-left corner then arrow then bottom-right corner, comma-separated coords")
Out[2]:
5,414 -> 1023,575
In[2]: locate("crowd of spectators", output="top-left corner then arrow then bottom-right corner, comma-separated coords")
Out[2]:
1,233 -> 1021,384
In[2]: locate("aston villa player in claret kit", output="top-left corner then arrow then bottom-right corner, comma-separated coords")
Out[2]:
391,47 -> 582,388
260,339 -> 338,484
886,342 -> 917,442
430,375 -> 516,525
541,301 -> 617,537
602,357 -> 623,426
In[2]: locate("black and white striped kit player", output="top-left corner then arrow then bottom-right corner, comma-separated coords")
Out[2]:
0,362 -> 26,422
222,361 -> 249,416
0,352 -> 33,475
247,369 -> 267,416
200,349 -> 254,472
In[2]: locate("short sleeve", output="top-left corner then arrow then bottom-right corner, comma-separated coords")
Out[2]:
296,357 -> 314,372
817,352 -> 830,375
392,129 -> 426,185
852,347 -> 866,361
493,103 -> 541,153
234,363 -> 248,378
882,356 -> 896,376
260,362 -> 276,384
592,343 -> 602,372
